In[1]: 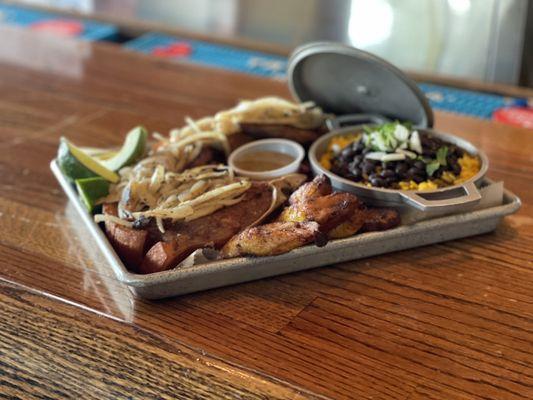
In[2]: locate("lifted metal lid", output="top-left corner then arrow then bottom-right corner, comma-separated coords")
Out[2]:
288,42 -> 434,128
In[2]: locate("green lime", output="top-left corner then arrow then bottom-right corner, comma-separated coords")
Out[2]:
102,126 -> 148,171
57,139 -> 96,181
57,138 -> 119,183
75,177 -> 110,212
81,147 -> 118,161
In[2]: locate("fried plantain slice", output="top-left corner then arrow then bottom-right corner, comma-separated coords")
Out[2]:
220,221 -> 325,258
360,208 -> 401,232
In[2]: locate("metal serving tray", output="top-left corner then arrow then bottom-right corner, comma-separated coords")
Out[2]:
51,159 -> 521,299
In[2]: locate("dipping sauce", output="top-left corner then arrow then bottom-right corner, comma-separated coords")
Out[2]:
233,151 -> 295,172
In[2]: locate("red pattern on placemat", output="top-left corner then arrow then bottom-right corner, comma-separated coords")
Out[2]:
493,107 -> 533,129
152,42 -> 193,58
30,20 -> 83,37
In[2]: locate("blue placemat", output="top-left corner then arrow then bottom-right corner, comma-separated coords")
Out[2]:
125,33 -> 527,120
0,3 -> 118,41
124,32 -> 287,79
418,83 -> 523,119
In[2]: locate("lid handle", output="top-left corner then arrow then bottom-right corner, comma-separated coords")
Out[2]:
326,114 -> 391,131
400,181 -> 481,213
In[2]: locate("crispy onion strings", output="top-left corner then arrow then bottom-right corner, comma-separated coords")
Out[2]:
94,214 -> 134,228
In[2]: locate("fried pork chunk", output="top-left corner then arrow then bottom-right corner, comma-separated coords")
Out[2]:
102,203 -> 147,271
239,123 -> 324,145
220,221 -> 325,258
139,182 -> 274,273
124,174 -> 306,274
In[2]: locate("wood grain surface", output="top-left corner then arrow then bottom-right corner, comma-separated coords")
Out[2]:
0,282 -> 324,400
0,26 -> 532,399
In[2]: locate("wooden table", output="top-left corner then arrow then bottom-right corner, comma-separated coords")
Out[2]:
1,26 -> 532,400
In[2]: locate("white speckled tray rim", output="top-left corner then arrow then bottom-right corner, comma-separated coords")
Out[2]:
51,159 -> 521,299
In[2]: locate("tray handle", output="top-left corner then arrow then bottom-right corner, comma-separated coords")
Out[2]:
400,181 -> 482,212
326,114 -> 390,130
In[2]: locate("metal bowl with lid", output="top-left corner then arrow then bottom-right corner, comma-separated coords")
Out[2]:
288,41 -> 488,216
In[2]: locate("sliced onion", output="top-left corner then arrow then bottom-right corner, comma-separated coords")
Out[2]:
133,204 -> 195,220
409,130 -> 423,154
213,97 -> 325,133
183,196 -> 245,222
167,131 -> 230,156
149,164 -> 165,191
152,132 -> 169,144
170,116 -> 215,140
374,136 -> 388,151
395,148 -> 417,159
382,153 -> 406,162
365,151 -> 387,161
156,217 -> 165,233
394,124 -> 410,141
331,144 -> 341,153
94,214 -> 134,228
178,179 -> 208,202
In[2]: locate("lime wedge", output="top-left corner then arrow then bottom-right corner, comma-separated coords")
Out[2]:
95,151 -> 118,161
57,139 -> 97,182
57,138 -> 119,183
75,177 -> 110,212
81,147 -> 118,161
102,126 -> 148,171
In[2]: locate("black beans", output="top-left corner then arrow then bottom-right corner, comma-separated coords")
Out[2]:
348,161 -> 362,178
370,176 -> 386,187
362,162 -> 375,175
414,160 -> 425,170
349,169 -> 363,181
385,177 -> 398,186
448,145 -> 464,157
327,132 -> 471,189
395,164 -> 408,174
380,169 -> 396,179
451,163 -> 461,175
383,162 -> 396,170
351,155 -> 363,165
348,163 -> 361,173
448,156 -> 458,165
405,158 -> 415,167
412,175 -> 425,184
354,141 -> 365,152
341,146 -> 355,159
405,166 -> 427,182
407,167 -> 420,177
